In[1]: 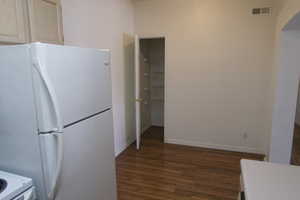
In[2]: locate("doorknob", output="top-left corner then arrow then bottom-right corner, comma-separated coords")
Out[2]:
135,99 -> 143,102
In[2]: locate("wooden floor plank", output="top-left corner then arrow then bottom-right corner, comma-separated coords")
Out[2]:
116,126 -> 264,200
292,124 -> 300,165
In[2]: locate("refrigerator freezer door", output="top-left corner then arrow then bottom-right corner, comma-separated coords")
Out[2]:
40,110 -> 117,200
31,43 -> 112,128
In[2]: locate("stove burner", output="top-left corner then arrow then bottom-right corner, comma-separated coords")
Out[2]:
0,179 -> 7,193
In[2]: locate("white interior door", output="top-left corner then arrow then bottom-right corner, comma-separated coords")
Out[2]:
135,35 -> 142,150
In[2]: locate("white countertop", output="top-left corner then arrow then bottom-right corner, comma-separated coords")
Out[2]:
241,159 -> 300,200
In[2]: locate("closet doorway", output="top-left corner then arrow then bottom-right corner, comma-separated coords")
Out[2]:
134,37 -> 165,149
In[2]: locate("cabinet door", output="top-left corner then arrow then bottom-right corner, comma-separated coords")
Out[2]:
28,0 -> 64,44
0,0 -> 26,43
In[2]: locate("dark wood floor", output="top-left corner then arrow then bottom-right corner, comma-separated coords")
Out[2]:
292,124 -> 300,165
116,127 -> 264,200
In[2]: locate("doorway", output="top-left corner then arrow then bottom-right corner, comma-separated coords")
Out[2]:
269,12 -> 300,164
139,38 -> 165,146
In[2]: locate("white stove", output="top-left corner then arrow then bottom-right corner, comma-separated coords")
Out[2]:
0,171 -> 35,200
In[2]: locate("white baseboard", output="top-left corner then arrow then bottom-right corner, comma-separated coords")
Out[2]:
115,125 -> 151,157
115,145 -> 127,157
142,125 -> 151,133
115,136 -> 136,157
115,126 -> 151,157
165,139 -> 265,154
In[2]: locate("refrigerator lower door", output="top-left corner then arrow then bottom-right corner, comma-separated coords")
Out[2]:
39,133 -> 63,200
40,110 -> 116,200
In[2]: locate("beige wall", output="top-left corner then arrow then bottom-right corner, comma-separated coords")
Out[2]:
59,0 -> 300,157
134,0 -> 277,154
61,0 -> 135,156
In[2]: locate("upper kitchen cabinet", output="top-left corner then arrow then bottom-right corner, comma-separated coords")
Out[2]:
28,0 -> 64,44
0,0 -> 27,43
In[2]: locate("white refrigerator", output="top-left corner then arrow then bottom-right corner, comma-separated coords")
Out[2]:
0,43 -> 117,200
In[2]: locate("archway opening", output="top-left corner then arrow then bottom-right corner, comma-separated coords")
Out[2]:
270,11 -> 300,164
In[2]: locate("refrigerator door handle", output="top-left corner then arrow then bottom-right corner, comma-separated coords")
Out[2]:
32,58 -> 63,133
32,57 -> 64,200
48,132 -> 63,200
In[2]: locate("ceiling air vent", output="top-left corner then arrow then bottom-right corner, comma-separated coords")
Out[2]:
252,7 -> 272,15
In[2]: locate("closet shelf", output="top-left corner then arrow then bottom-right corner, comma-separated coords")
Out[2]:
152,85 -> 164,88
151,98 -> 164,101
